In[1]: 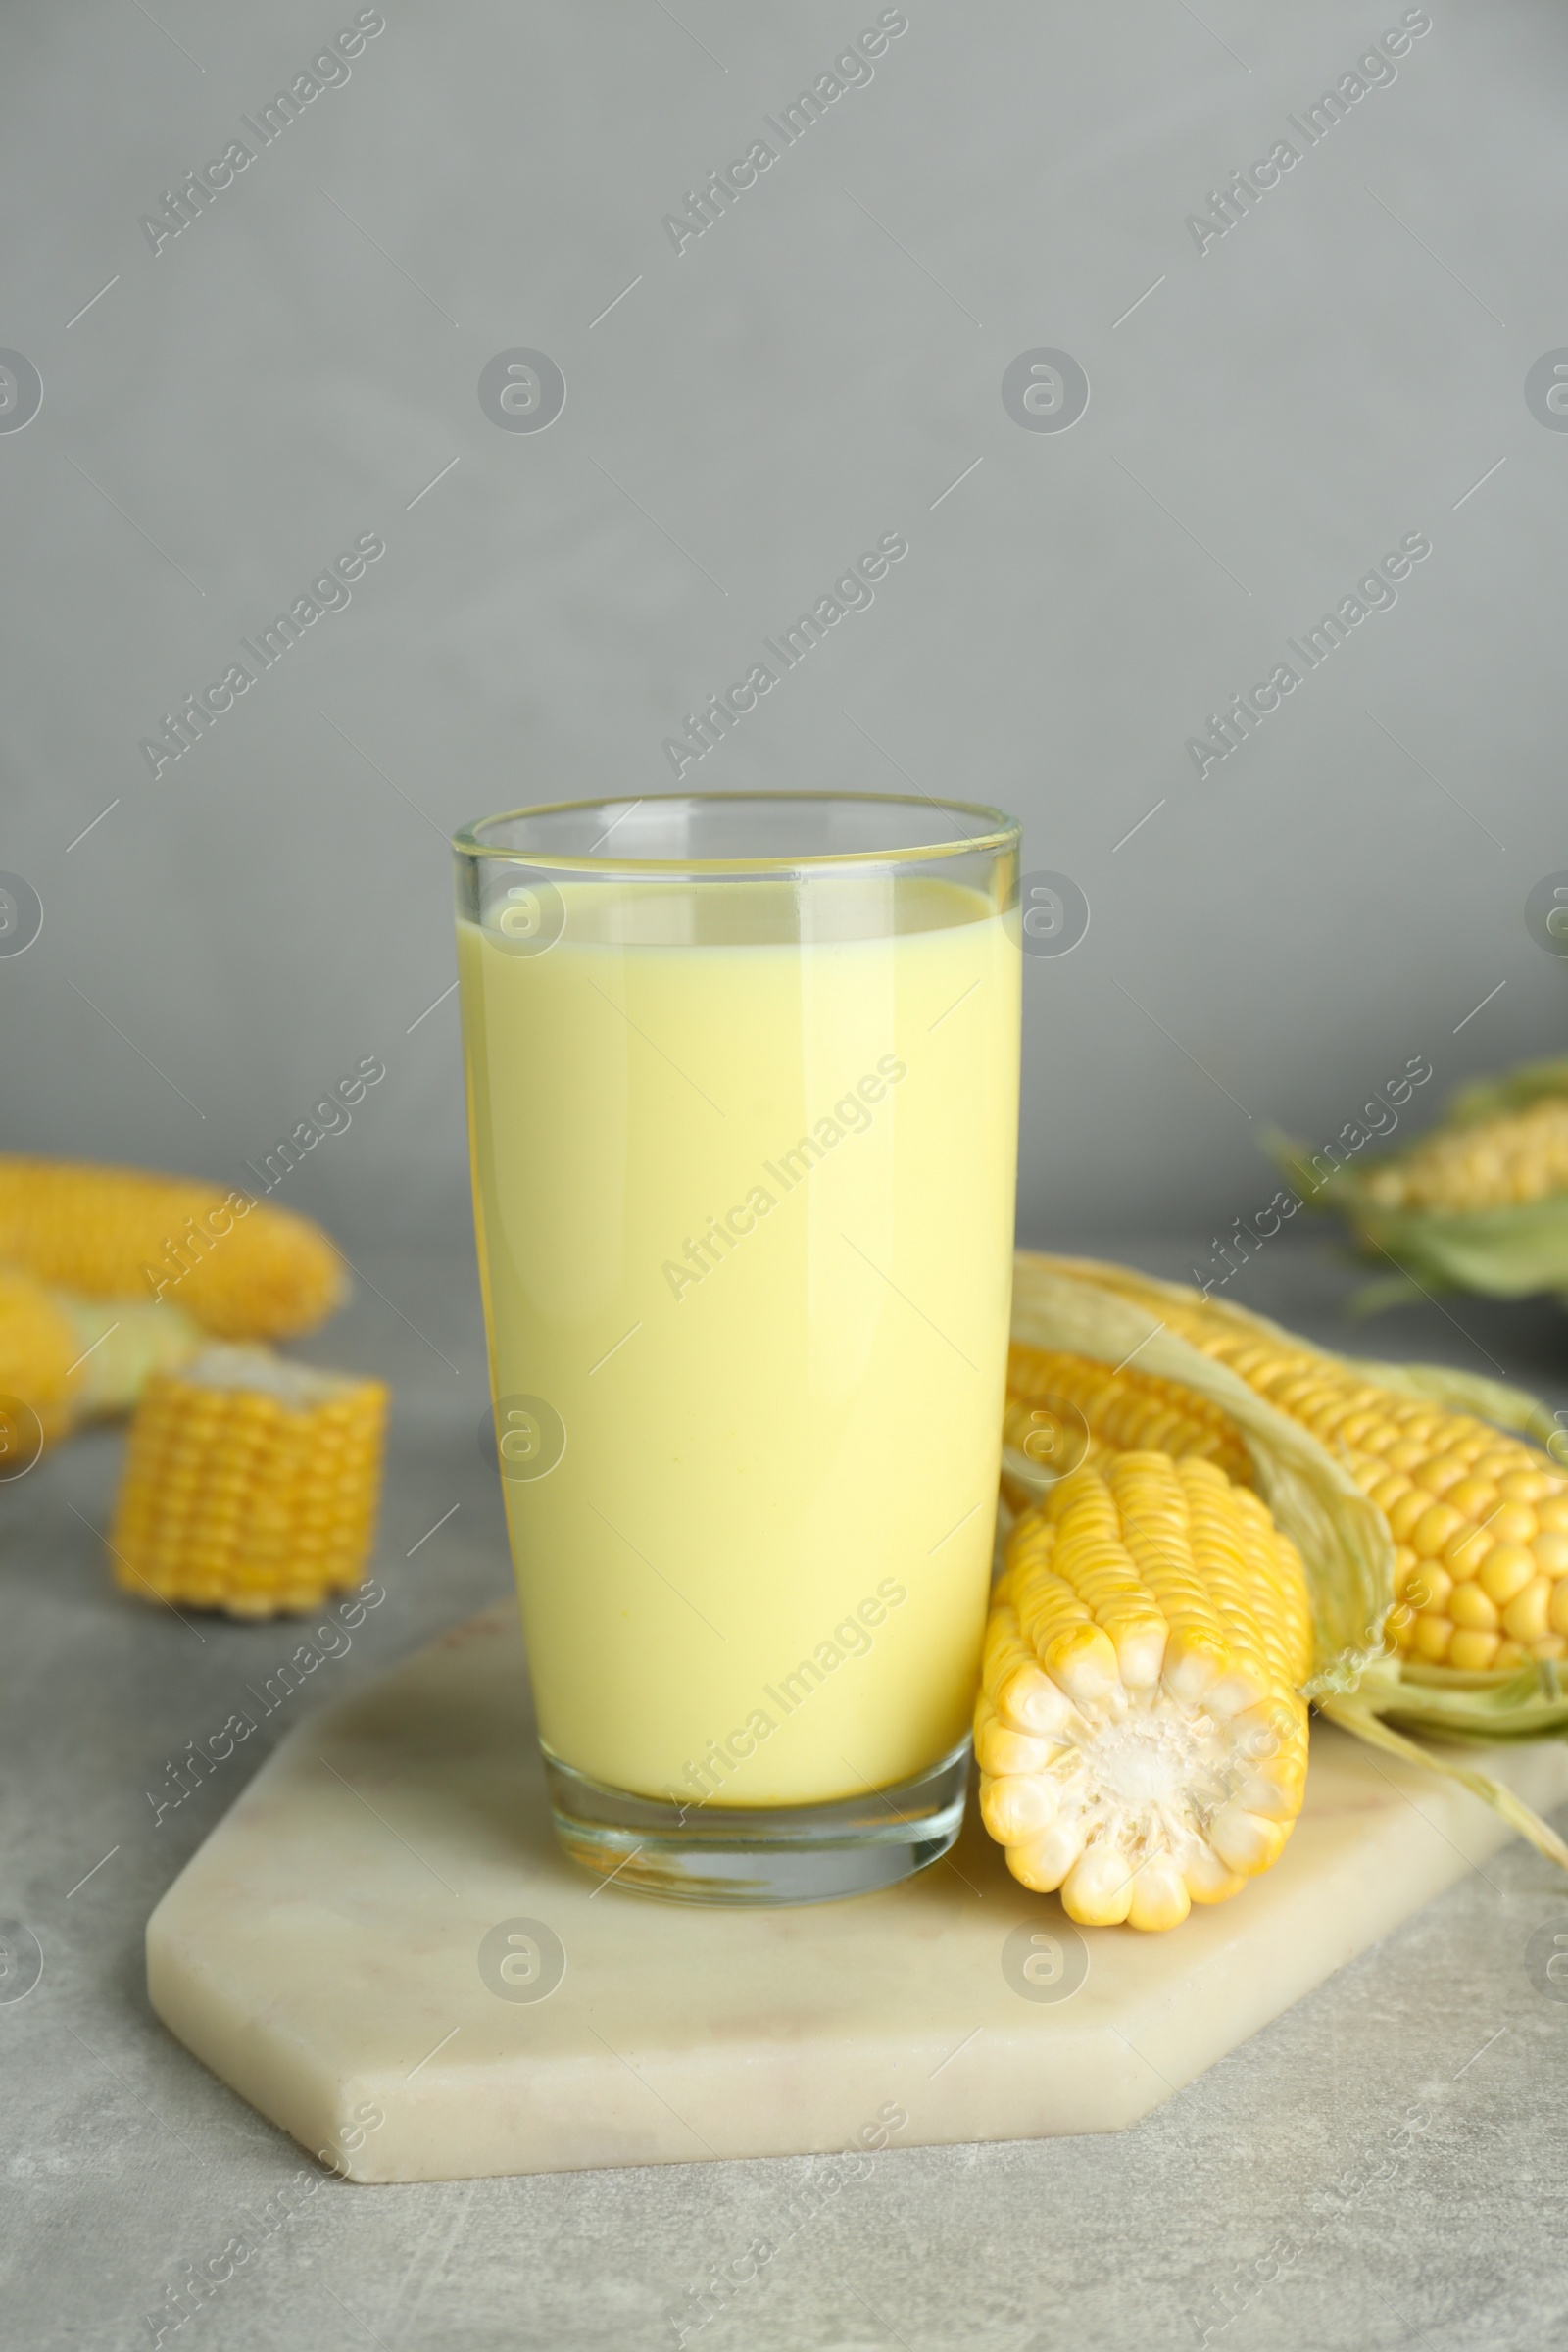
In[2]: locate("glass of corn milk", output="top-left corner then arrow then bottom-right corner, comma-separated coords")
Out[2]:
455,794 -> 1021,1903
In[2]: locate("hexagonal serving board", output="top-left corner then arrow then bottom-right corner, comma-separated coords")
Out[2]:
146,1603 -> 1568,2181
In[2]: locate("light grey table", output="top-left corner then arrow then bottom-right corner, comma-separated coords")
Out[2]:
6,1233 -> 1568,2352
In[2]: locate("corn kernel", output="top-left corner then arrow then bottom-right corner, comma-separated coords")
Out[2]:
1479,1545 -> 1538,1607
1412,1615 -> 1454,1662
1498,1470 -> 1556,1504
1388,1490 -> 1435,1543
1411,1503 -> 1464,1560
1450,1582 -> 1499,1632
1533,1532 -> 1568,1580
1502,1578 -> 1553,1643
1446,1477 -> 1499,1521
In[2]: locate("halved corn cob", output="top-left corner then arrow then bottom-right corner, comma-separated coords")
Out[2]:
110,1348 -> 387,1616
980,1452 -> 1312,1928
0,1264 -> 202,1461
1010,1251 -> 1568,1871
1016,1266 -> 1568,1677
0,1156 -> 344,1339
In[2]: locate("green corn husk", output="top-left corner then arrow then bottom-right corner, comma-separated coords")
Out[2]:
1269,1058 -> 1568,1306
1009,1250 -> 1568,1873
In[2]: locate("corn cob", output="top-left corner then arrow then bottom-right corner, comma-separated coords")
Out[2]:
0,1157 -> 344,1339
1004,1346 -> 1252,1515
1008,1334 -> 1568,1675
1273,1058 -> 1568,1305
0,1270 -> 77,1457
110,1348 -> 387,1617
980,1453 -> 1312,1928
1010,1251 -> 1568,1871
1362,1095 -> 1568,1212
0,1264 -> 203,1467
1018,1262 -> 1568,1677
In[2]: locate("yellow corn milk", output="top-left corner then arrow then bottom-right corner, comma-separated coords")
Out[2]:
457,874 -> 1019,1805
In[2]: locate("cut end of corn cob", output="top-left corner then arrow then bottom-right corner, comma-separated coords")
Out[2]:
110,1347 -> 388,1617
0,1156 -> 345,1339
979,1451 -> 1312,1930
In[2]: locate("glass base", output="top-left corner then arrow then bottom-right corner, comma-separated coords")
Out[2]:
544,1742 -> 971,1907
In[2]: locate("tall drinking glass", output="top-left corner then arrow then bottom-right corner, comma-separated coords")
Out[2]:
454,793 -> 1021,1903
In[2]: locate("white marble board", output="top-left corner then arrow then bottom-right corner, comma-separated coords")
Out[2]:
146,1600 -> 1568,2182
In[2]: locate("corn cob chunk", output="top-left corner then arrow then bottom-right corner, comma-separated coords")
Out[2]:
1025,1266 -> 1568,1676
0,1156 -> 344,1339
979,1452 -> 1312,1930
110,1347 -> 387,1617
1363,1095 -> 1568,1213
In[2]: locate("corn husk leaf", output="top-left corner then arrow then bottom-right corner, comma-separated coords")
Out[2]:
1010,1250 -> 1568,1872
1446,1056 -> 1568,1126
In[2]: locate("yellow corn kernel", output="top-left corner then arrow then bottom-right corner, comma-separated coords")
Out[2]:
1412,1615 -> 1453,1662
977,1453 -> 1311,1932
1479,1545 -> 1538,1607
1501,1578 -> 1553,1644
1450,1582 -> 1499,1632
0,1155 -> 344,1339
109,1347 -> 387,1617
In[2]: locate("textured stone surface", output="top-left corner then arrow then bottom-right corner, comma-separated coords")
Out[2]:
6,1240 -> 1568,2349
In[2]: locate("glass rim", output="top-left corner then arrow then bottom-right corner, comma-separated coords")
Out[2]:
452,790 -> 1020,876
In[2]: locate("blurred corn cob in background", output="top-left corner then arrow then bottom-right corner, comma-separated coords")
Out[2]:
1004,1253 -> 1568,1877
1271,1058 -> 1568,1306
0,1264 -> 202,1470
0,1157 -> 388,1617
980,1452 -> 1312,1929
0,1155 -> 345,1338
111,1349 -> 387,1618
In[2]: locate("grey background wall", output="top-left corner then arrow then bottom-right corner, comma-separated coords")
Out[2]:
2,0 -> 1564,1256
